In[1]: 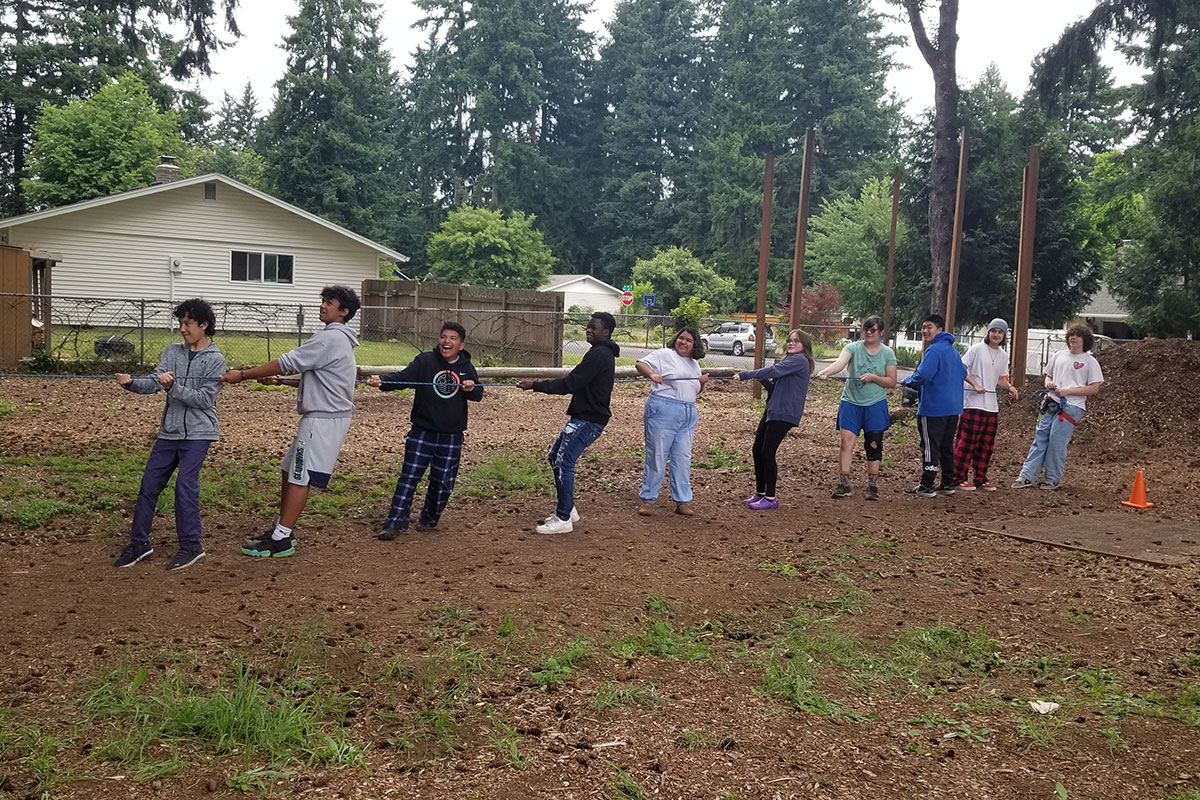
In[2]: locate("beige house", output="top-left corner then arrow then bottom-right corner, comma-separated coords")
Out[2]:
537,273 -> 624,314
0,173 -> 407,320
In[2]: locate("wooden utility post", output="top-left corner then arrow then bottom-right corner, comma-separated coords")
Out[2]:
884,170 -> 901,344
944,128 -> 969,332
1012,146 -> 1041,389
753,153 -> 775,399
788,130 -> 815,332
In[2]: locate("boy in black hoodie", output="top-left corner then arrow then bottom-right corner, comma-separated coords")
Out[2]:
367,322 -> 484,538
517,311 -> 619,534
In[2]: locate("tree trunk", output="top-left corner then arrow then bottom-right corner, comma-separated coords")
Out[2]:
904,0 -> 960,315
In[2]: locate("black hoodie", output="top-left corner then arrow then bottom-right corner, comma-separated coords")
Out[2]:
531,338 -> 620,425
377,347 -> 484,433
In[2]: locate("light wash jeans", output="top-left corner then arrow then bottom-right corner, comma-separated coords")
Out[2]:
548,418 -> 605,520
640,394 -> 699,503
1018,403 -> 1085,485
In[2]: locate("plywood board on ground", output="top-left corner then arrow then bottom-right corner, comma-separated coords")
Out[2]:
968,513 -> 1200,566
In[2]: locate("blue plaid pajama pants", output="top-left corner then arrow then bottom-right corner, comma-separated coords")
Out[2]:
383,428 -> 464,530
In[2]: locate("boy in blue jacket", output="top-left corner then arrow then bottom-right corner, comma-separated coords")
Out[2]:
901,314 -> 967,498
114,298 -> 225,571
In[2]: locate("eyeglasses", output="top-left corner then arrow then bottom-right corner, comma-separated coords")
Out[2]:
863,327 -> 879,333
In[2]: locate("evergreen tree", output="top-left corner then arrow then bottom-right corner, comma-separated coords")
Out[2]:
0,0 -> 239,215
214,82 -> 260,149
22,72 -> 183,208
260,0 -> 401,243
592,0 -> 714,285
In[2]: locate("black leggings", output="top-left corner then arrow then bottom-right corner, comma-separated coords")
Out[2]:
752,418 -> 795,496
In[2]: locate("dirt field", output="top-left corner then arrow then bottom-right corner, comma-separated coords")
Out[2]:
1,341 -> 1198,800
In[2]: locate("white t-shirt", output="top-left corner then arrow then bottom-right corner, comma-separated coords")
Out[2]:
638,347 -> 702,403
1046,349 -> 1104,410
961,342 -> 1010,413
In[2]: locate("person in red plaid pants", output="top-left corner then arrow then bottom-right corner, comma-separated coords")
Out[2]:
953,319 -> 1019,490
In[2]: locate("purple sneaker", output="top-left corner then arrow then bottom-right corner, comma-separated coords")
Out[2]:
742,493 -> 763,506
747,496 -> 779,511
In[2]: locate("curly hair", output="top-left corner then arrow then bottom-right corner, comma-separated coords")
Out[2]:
321,285 -> 361,322
1065,323 -> 1094,352
174,298 -> 216,336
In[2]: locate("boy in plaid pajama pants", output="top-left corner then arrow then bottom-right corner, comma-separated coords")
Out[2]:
367,322 -> 484,539
953,319 -> 1019,490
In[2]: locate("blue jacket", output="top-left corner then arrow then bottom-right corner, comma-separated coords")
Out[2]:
124,341 -> 225,441
738,355 -> 811,425
903,331 -> 966,417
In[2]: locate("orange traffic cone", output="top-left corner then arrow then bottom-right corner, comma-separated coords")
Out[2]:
1121,470 -> 1154,509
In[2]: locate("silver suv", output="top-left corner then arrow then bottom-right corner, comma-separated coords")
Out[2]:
701,322 -> 776,356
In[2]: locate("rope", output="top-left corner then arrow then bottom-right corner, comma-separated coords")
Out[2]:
0,373 -> 220,381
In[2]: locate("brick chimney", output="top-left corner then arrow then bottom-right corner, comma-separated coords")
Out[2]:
153,155 -> 181,185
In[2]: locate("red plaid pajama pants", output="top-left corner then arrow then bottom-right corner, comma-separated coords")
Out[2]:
952,408 -> 999,486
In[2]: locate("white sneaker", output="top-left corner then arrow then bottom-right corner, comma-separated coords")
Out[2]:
536,516 -> 573,535
543,507 -> 580,524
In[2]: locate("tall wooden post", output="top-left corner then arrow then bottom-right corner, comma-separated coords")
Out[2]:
754,153 -> 775,399
1012,146 -> 1040,389
789,130 -> 815,332
884,169 -> 901,344
945,128 -> 969,332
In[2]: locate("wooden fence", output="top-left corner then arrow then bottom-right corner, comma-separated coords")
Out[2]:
359,280 -> 564,367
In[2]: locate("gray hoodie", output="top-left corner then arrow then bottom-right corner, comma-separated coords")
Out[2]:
125,341 -> 225,441
277,322 -> 360,418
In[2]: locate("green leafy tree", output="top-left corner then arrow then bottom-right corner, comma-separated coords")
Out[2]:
631,247 -> 736,315
671,297 -> 711,330
807,175 -> 907,320
426,206 -> 554,289
0,0 -> 240,215
22,72 -> 182,208
260,0 -> 402,242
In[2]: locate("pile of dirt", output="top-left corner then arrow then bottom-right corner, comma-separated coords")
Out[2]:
1080,338 -> 1200,453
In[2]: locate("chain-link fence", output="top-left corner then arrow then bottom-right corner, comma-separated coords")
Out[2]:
1,292 -> 1121,375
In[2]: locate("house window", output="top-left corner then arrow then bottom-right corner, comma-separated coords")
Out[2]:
231,251 -> 294,284
204,182 -> 217,200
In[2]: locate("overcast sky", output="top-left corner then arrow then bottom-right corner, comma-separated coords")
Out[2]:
189,0 -> 1142,117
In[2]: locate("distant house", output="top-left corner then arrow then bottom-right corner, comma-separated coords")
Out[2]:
0,172 -> 407,324
537,273 -> 623,314
1077,284 -> 1134,339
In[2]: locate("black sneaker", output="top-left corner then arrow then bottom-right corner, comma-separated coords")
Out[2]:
937,485 -> 957,496
114,542 -> 153,568
415,520 -> 437,532
242,535 -> 295,558
904,484 -> 937,498
166,548 -> 205,571
866,485 -> 879,501
378,526 -> 405,541
831,484 -> 852,499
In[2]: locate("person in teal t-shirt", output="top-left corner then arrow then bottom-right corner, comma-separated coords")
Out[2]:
816,316 -> 897,501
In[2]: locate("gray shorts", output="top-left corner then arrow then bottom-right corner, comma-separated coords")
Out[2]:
282,416 -> 352,488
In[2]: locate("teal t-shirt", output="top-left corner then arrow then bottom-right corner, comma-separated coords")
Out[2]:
839,340 -> 897,406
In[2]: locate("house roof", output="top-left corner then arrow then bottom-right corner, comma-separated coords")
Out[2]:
538,273 -> 622,294
1080,285 -> 1128,319
0,174 -> 409,262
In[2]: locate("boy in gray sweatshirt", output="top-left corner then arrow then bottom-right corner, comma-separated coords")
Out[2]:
114,298 -> 225,571
221,285 -> 360,558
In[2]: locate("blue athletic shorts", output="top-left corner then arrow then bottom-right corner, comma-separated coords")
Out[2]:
836,398 -> 890,434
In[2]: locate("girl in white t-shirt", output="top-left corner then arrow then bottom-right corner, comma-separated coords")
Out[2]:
952,318 -> 1020,490
635,327 -> 710,516
1012,324 -> 1104,491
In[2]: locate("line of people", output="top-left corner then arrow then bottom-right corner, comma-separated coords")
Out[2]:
108,294 -> 1102,571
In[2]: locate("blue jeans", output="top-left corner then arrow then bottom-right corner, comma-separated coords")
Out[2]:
129,438 -> 211,548
640,394 -> 698,503
1018,403 -> 1085,485
548,418 -> 605,520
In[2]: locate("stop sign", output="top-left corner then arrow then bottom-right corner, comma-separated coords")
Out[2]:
621,291 -> 634,306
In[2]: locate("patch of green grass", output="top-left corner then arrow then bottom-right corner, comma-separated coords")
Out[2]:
530,638 -> 593,687
0,723 -> 72,797
594,682 -> 664,713
1061,604 -> 1090,626
1016,709 -> 1068,748
758,561 -> 801,578
693,445 -> 745,469
487,712 -> 533,769
420,603 -> 481,641
1098,725 -> 1123,753
225,763 -> 297,792
1167,792 -> 1200,800
1178,653 -> 1200,670
888,624 -> 1001,682
611,619 -> 714,661
1,497 -> 84,527
795,586 -> 867,615
644,596 -> 671,614
610,763 -> 644,799
457,450 -> 553,498
758,649 -> 875,722
0,399 -> 16,417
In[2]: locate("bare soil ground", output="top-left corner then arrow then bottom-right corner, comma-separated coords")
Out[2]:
1,340 -> 1198,800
